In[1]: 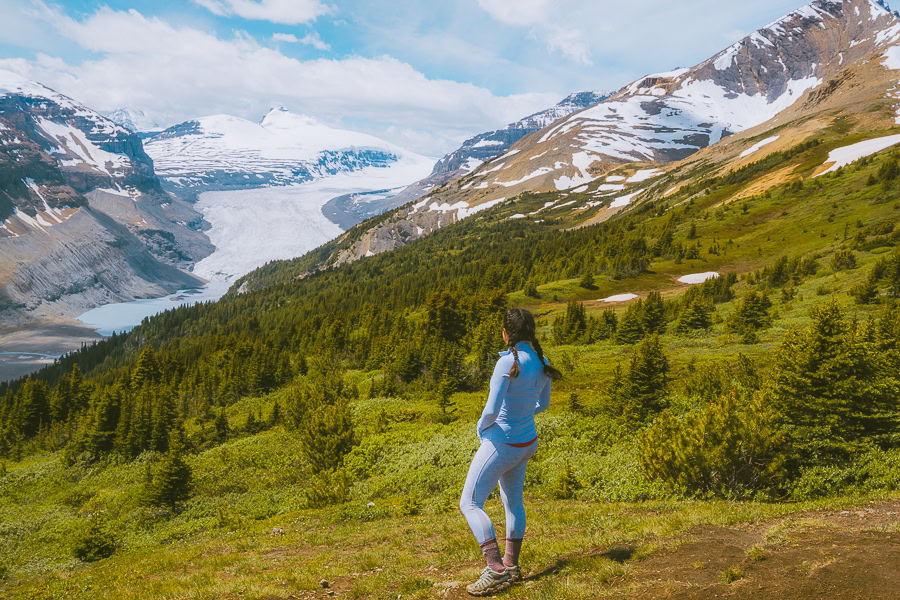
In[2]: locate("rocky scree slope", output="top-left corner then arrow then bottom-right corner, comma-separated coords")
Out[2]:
299,0 -> 900,270
0,70 -> 210,327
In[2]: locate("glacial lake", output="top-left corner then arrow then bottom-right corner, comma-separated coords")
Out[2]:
77,281 -> 230,336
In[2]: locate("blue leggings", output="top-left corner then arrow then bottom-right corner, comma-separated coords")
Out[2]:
459,438 -> 538,544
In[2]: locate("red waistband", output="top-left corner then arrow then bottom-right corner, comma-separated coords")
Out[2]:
506,437 -> 537,448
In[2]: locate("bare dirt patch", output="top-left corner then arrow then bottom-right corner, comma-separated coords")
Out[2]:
609,499 -> 900,599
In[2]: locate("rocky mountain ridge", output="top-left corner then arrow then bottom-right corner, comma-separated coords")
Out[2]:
385,90 -> 614,209
0,70 -> 211,327
300,0 -> 900,269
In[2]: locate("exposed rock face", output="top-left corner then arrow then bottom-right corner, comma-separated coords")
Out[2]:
309,0 -> 900,269
0,70 -> 212,326
431,91 -> 615,177
384,91 -> 614,209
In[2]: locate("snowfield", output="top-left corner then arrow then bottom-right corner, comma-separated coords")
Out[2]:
815,134 -> 900,176
678,272 -> 720,284
739,135 -> 780,158
601,293 -> 639,302
193,159 -> 432,282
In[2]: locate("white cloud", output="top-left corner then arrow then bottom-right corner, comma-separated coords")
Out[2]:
476,0 -> 592,64
272,31 -> 331,50
542,25 -> 592,66
475,0 -> 552,27
192,0 -> 332,25
4,3 -> 557,155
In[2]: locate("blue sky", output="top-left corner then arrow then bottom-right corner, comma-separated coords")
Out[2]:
0,0 -> 811,155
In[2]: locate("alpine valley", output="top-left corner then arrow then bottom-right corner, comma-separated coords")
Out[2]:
2,1 -> 900,599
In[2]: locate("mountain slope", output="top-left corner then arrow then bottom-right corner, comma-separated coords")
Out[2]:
301,0 -> 900,268
144,107 -> 434,202
105,107 -> 164,137
386,90 -> 614,207
0,70 -> 210,327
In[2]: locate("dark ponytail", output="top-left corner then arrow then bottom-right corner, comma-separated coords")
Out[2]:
503,308 -> 562,380
531,335 -> 562,381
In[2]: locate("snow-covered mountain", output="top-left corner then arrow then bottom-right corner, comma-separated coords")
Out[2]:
386,90 -> 614,209
454,0 -> 900,197
311,0 -> 900,267
105,107 -> 164,135
144,107 -> 434,200
0,69 -> 210,326
430,91 -> 615,178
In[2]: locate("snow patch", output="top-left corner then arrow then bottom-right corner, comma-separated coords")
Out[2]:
815,134 -> 900,177
472,139 -> 503,148
739,135 -> 780,158
458,197 -> 505,218
882,45 -> 900,70
495,167 -> 554,187
627,169 -> 663,183
610,191 -> 642,208
601,293 -> 638,303
678,272 -> 719,284
554,151 -> 600,190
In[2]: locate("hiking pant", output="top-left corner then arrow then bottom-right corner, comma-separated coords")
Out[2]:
459,438 -> 538,544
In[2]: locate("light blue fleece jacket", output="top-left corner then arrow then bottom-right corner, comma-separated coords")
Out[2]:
476,340 -> 552,444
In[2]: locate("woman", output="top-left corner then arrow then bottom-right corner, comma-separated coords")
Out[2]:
459,308 -> 562,596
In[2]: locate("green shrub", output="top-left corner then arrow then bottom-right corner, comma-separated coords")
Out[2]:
304,468 -> 351,508
73,518 -> 118,562
790,448 -> 900,500
719,566 -> 744,584
639,392 -> 787,499
549,459 -> 582,499
393,494 -> 424,516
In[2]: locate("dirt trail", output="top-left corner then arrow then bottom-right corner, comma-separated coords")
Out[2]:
434,499 -> 900,600
626,499 -> 900,599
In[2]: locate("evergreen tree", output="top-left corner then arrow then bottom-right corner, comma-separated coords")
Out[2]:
292,365 -> 356,474
768,300 -> 899,461
579,272 -> 595,289
599,308 -> 618,339
131,347 -> 161,391
245,411 -> 258,434
213,409 -> 230,443
552,300 -> 592,345
830,249 -> 857,271
728,291 -> 772,343
268,400 -> 281,427
424,291 -> 466,343
524,280 -> 540,298
640,392 -> 786,498
436,381 -> 456,424
676,297 -> 713,332
615,301 -> 645,344
850,272 -> 879,305
641,291 -> 667,334
620,334 -> 670,424
143,425 -> 192,509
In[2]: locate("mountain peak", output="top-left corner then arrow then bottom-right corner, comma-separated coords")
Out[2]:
106,107 -> 162,132
259,107 -> 322,130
